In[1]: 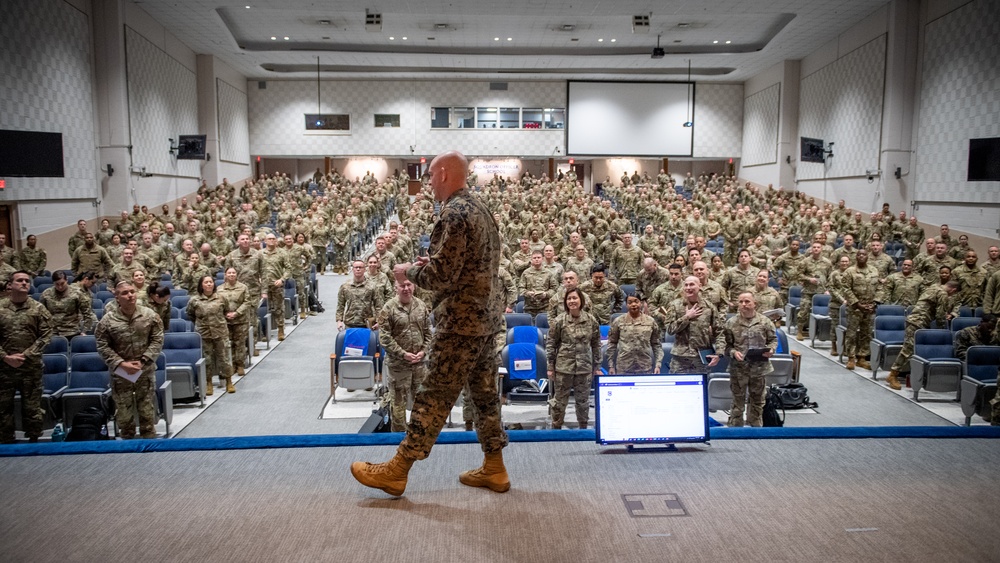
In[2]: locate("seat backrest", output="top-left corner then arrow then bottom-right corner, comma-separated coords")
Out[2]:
507,325 -> 541,345
504,313 -> 533,328
534,313 -> 549,330
42,353 -> 69,392
599,325 -> 610,341
913,329 -> 954,360
162,332 -> 203,369
620,284 -> 636,298
776,328 -> 788,354
169,288 -> 189,297
95,290 -> 114,302
70,335 -> 98,355
874,315 -> 906,341
170,295 -> 190,310
91,297 -> 104,309
811,293 -> 831,314
44,335 -> 69,355
876,304 -> 906,316
170,306 -> 181,319
337,328 -> 375,357
503,343 -> 545,381
168,318 -> 190,332
966,346 -> 1000,382
660,343 -> 673,373
33,276 -> 53,287
68,353 -> 110,390
789,285 -> 802,303
958,306 -> 975,317
950,317 -> 980,333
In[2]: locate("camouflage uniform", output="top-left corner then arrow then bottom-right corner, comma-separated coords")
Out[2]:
261,247 -> 291,328
0,297 -> 53,442
40,285 -> 97,338
889,286 -> 954,373
611,245 -> 643,285
877,272 -> 924,306
563,257 -> 594,279
288,243 -> 314,316
954,326 -> 999,361
724,312 -> 777,427
985,271 -> 1000,315
14,247 -> 47,276
521,266 -> 557,317
772,251 -> 805,302
218,281 -> 252,371
398,187 -> 507,460
545,311 -> 601,428
377,296 -> 432,432
72,244 -> 113,280
187,292 -> 234,385
607,313 -> 662,374
95,304 -> 163,439
752,286 -> 784,312
841,264 -> 880,359
951,263 -> 987,307
663,296 -> 726,373
330,223 -> 352,273
578,280 -> 625,325
635,266 -> 671,302
547,286 -> 591,321
796,256 -> 833,333
337,279 -> 377,328
720,266 -> 760,312
365,271 -> 394,312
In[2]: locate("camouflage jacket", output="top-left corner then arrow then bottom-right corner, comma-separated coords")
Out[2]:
95,304 -> 163,376
521,267 -> 557,310
877,272 -> 923,306
40,286 -> 97,337
578,280 -> 625,325
337,279 -> 377,327
546,311 -> 601,375
724,312 -> 777,376
608,313 -> 662,374
218,281 -> 253,325
187,293 -> 229,340
663,296 -> 727,359
0,297 -> 53,365
377,296 -> 432,372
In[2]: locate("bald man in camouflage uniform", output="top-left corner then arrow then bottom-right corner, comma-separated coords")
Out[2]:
0,271 -> 53,443
664,276 -> 727,374
261,234 -> 291,340
378,279 -> 432,432
352,151 -> 509,497
96,281 -> 163,439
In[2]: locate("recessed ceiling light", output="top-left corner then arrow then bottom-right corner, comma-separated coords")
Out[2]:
494,37 -> 500,41
402,36 -> 407,40
570,38 -> 579,42
725,40 -> 731,44
245,5 -> 251,9
389,36 -> 395,40
507,37 -> 512,41
610,38 -> 616,43
713,40 -> 719,44
283,36 -> 290,40
598,38 -> 604,42
270,36 -> 276,40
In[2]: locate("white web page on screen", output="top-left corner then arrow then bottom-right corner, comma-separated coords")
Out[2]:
597,374 -> 706,443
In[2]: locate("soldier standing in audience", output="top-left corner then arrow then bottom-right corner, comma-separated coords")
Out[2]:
578,264 -> 625,326
750,269 -> 784,314
635,257 -> 670,302
825,254 -> 851,357
521,250 -> 557,319
365,254 -> 394,312
218,267 -> 252,377
720,249 -> 760,312
13,235 -> 46,277
67,220 -> 89,258
885,280 -> 960,390
72,232 -> 112,281
377,279 -> 432,432
352,150 -> 509,497
287,233 -> 314,319
338,261 -> 378,331
0,271 -> 53,444
546,287 -> 601,429
607,294 -> 662,374
611,233 -> 643,285
187,275 -> 235,395
40,271 -> 97,340
952,250 -> 987,308
724,292 -> 777,427
663,276 -> 726,373
841,250 -> 880,370
773,238 -> 805,304
795,242 -> 833,341
261,233 -> 291,341
877,259 -> 923,306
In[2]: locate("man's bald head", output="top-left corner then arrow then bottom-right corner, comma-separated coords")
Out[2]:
429,150 -> 469,202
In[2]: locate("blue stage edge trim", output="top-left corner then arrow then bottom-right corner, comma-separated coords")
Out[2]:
3,426 -> 1000,457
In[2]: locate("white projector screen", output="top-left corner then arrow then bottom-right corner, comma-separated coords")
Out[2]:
567,81 -> 694,157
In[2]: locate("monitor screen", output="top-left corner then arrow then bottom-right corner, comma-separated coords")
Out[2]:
594,373 -> 709,446
800,137 -> 825,163
176,135 -> 207,160
968,137 -> 1000,181
0,129 -> 65,177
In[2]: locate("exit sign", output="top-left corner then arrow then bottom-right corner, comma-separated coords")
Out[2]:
0,179 -> 5,189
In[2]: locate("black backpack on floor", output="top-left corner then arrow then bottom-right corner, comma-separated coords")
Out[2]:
762,386 -> 785,427
66,407 -> 110,441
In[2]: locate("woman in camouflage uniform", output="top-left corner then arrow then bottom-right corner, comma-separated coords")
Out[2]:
218,267 -> 252,376
186,275 -> 234,394
545,288 -> 601,429
330,213 -> 351,274
144,283 -> 172,332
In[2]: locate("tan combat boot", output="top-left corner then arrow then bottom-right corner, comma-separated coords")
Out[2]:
459,451 -> 511,493
350,453 -> 414,496
205,376 -> 214,396
845,357 -> 856,370
796,330 -> 805,342
252,344 -> 260,357
856,358 -> 872,370
278,325 -> 285,341
830,340 -> 838,357
237,366 -> 246,376
225,377 -> 236,393
886,370 -> 902,390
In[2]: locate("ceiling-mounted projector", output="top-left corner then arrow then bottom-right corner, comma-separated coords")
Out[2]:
651,47 -> 665,58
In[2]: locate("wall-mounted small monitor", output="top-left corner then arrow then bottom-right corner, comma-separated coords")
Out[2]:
800,137 -> 826,163
595,373 -> 709,447
968,137 -> 1000,181
0,129 -> 65,177
176,135 -> 207,160
305,113 -> 350,131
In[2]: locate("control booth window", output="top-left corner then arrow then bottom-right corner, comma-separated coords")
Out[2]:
305,114 -> 350,132
375,114 -> 401,128
453,107 -> 474,129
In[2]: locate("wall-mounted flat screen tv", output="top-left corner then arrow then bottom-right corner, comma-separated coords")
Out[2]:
0,129 -> 65,177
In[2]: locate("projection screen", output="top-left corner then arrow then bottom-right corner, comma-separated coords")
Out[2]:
566,81 -> 694,157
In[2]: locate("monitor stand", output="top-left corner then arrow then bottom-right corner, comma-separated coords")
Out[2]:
626,444 -> 678,453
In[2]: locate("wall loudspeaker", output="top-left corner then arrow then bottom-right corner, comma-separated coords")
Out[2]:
258,81 -> 267,89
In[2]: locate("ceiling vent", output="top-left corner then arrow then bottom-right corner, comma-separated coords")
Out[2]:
489,82 -> 508,91
560,24 -> 576,32
633,14 -> 650,34
365,10 -> 382,32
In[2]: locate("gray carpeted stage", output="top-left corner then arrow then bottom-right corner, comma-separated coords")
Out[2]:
2,437 -> 998,562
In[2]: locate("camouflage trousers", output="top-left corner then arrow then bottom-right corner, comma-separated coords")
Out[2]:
844,306 -> 874,358
889,321 -> 921,373
227,321 -> 249,369
729,371 -> 766,427
112,369 -> 156,439
387,363 -> 428,432
398,331 -> 509,459
203,336 -> 234,380
266,284 -> 284,326
990,387 -> 1000,426
462,331 -> 506,425
670,355 -> 704,374
332,244 -> 348,271
549,370 -> 593,428
312,245 -> 327,273
294,276 -> 309,314
0,364 -> 43,442
796,292 -> 816,332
